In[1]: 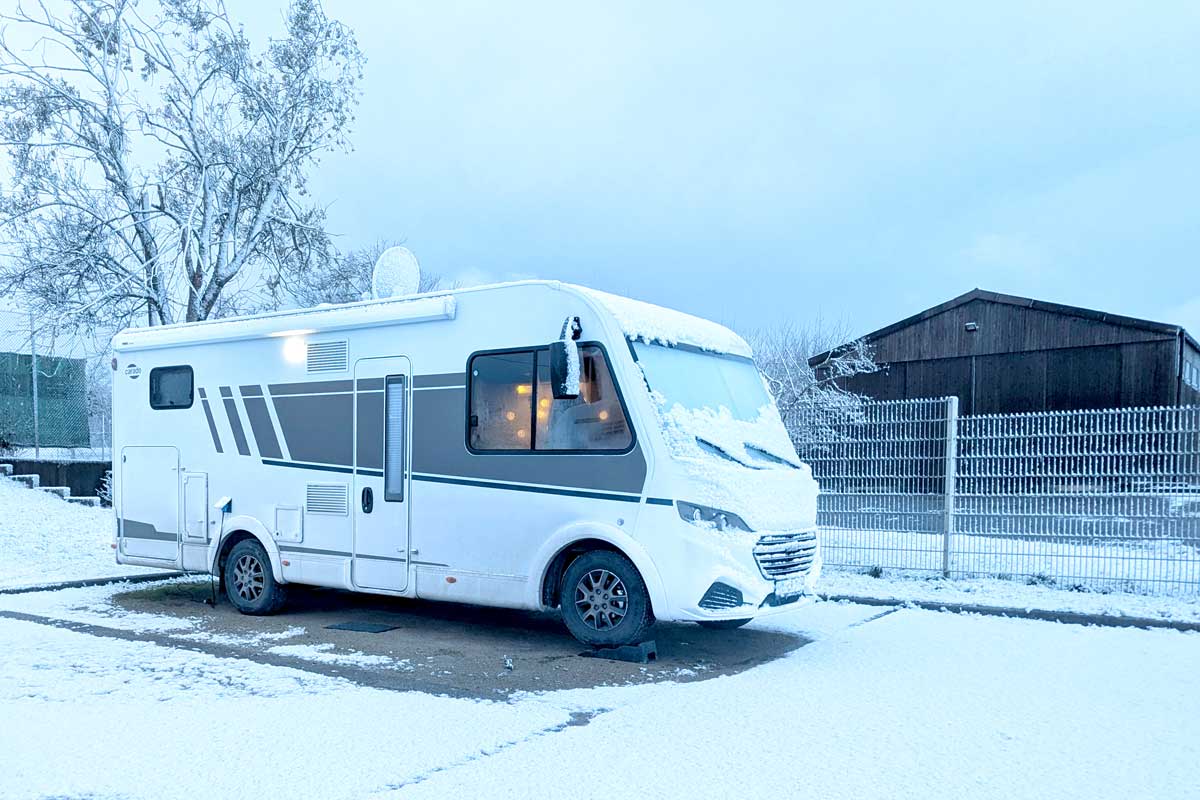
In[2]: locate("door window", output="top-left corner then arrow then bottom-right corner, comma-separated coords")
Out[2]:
383,375 -> 406,501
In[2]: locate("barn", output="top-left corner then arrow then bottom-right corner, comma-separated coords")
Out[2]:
811,289 -> 1200,415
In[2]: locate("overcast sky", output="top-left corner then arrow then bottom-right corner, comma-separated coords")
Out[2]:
243,1 -> 1198,338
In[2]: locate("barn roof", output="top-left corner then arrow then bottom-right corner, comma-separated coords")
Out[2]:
808,288 -> 1198,367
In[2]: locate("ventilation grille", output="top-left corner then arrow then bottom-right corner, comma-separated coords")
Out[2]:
307,340 -> 348,373
306,483 -> 349,515
698,582 -> 744,610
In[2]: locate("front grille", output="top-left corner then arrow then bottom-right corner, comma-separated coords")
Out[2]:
698,582 -> 744,610
753,530 -> 818,579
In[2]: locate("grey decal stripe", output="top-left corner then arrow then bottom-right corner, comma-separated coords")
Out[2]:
241,388 -> 282,459
198,387 -> 208,399
278,545 -> 446,568
646,497 -> 674,506
414,373 -> 466,389
413,472 -> 641,503
120,519 -> 177,542
221,389 -> 251,456
355,377 -> 384,391
239,384 -> 263,397
269,380 -> 352,395
200,398 -> 224,453
272,392 -> 353,465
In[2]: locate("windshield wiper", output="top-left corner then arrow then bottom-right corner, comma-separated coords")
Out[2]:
695,437 -> 762,469
744,443 -> 800,469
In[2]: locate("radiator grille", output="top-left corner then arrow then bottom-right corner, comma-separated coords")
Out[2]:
306,483 -> 349,515
753,530 -> 818,579
307,340 -> 349,373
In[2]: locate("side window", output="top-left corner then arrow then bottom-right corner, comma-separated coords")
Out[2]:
535,346 -> 632,451
383,375 -> 406,501
469,351 -> 535,450
149,365 -> 194,410
468,345 -> 632,452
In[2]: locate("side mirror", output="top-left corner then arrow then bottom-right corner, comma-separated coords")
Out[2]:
549,340 -> 580,400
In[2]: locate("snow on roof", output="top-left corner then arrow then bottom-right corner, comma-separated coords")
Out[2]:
572,286 -> 751,358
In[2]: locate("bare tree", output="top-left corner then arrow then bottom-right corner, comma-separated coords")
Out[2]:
0,0 -> 363,332
284,239 -> 449,307
744,317 -> 880,444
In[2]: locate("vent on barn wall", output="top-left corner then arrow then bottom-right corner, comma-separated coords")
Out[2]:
307,340 -> 348,374
306,483 -> 349,516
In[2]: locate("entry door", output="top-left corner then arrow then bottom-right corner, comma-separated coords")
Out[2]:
119,446 -> 181,563
352,356 -> 412,591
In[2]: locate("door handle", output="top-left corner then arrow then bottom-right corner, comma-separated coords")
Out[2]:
361,487 -> 374,514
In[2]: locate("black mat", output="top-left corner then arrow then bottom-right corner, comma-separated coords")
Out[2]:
325,621 -> 401,633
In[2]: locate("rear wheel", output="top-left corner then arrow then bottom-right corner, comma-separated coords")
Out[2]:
224,539 -> 288,615
560,551 -> 653,647
698,618 -> 753,630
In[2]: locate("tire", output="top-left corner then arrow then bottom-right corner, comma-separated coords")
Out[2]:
698,618 -> 753,630
223,539 -> 288,615
560,550 -> 653,647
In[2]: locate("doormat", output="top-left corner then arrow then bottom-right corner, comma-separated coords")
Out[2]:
325,622 -> 401,633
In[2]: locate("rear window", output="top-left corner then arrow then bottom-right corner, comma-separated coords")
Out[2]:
149,366 -> 194,410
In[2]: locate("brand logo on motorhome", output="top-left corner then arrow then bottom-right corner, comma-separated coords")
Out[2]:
124,364 -> 141,379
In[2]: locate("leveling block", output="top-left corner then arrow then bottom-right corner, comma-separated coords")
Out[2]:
580,640 -> 657,664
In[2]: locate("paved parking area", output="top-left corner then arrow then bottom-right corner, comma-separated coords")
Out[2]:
111,581 -> 807,697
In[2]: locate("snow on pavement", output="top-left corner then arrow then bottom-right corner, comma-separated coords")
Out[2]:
0,617 -> 569,800
821,569 -> 1200,623
386,608 -> 1199,800
0,599 -> 1196,800
0,477 -> 160,589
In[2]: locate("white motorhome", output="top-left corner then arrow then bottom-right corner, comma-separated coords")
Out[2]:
112,281 -> 820,646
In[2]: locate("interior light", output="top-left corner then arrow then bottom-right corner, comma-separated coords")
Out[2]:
505,410 -> 517,421
515,384 -> 532,395
598,410 -> 610,421
282,336 -> 307,364
538,397 -> 550,409
537,410 -> 547,420
517,428 -> 528,439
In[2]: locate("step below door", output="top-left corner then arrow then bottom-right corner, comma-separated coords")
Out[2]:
119,446 -> 181,563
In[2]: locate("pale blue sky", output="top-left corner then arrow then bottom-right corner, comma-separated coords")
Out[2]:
245,1 -> 1200,338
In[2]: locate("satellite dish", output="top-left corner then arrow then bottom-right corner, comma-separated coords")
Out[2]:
371,246 -> 421,299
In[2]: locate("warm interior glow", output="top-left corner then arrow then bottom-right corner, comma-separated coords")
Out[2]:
505,410 -> 517,421
282,336 -> 307,364
538,397 -> 550,408
516,428 -> 528,439
515,384 -> 532,395
536,409 -> 548,420
598,410 -> 610,421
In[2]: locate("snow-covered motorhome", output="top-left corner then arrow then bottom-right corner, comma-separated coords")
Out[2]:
111,281 -> 820,646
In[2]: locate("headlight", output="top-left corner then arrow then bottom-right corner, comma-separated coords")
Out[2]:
677,501 -> 752,533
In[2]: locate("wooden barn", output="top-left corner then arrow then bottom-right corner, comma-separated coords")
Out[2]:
811,289 -> 1200,415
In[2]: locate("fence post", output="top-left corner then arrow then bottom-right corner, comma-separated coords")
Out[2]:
29,312 -> 39,460
942,395 -> 959,577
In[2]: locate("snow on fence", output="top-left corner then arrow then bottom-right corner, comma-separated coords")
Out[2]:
792,398 -> 1200,594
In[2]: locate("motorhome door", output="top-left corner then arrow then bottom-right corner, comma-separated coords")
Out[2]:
119,446 -> 181,564
352,356 -> 412,591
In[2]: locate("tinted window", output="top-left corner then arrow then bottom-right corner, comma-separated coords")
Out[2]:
468,346 -> 631,452
149,366 -> 193,410
384,375 -> 406,501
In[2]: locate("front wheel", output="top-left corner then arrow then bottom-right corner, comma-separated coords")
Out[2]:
224,539 -> 288,615
698,618 -> 752,630
560,551 -> 653,647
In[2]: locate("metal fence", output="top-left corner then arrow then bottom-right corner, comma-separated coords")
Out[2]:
793,398 -> 1200,594
0,310 -> 111,461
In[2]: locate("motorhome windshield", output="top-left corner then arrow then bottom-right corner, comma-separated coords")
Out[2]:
632,341 -> 770,422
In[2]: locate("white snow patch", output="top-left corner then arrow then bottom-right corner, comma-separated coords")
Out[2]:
268,642 -> 414,671
371,245 -> 421,299
821,569 -> 1200,622
0,478 -> 162,588
573,285 -> 752,357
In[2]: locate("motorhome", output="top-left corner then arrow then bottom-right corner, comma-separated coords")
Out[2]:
111,281 -> 821,646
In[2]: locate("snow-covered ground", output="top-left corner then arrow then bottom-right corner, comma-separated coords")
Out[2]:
0,597 -> 1195,799
822,569 -> 1200,623
2,474 -> 1198,798
0,477 -> 160,589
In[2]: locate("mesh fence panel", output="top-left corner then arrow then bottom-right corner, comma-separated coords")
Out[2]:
0,310 -> 111,460
790,397 -> 1200,595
